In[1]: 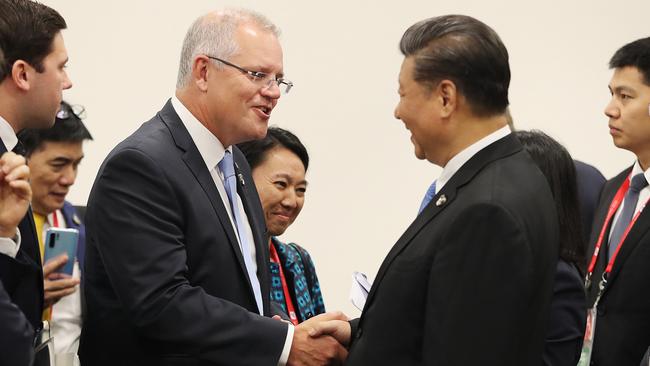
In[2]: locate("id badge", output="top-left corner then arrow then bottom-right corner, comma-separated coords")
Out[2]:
577,306 -> 597,366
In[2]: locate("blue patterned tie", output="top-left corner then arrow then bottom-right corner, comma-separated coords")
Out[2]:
608,173 -> 648,259
418,181 -> 437,214
218,151 -> 263,314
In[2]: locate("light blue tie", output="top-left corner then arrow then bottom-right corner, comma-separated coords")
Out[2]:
218,151 -> 263,314
608,173 -> 648,259
418,181 -> 437,214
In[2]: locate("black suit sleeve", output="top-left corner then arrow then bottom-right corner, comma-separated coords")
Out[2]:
0,279 -> 34,366
88,148 -> 287,364
423,203 -> 551,365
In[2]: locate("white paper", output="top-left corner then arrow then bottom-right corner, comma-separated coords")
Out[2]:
349,271 -> 373,311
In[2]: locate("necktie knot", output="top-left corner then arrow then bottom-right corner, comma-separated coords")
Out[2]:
630,173 -> 648,193
418,181 -> 437,214
218,151 -> 235,179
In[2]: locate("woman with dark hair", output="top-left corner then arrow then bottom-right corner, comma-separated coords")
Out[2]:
515,130 -> 587,366
238,126 -> 324,325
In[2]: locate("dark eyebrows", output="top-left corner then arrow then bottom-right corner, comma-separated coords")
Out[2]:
610,85 -> 636,95
273,172 -> 307,186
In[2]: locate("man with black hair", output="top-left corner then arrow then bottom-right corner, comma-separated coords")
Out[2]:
584,37 -> 650,366
0,0 -> 71,364
19,100 -> 92,364
312,14 -> 559,366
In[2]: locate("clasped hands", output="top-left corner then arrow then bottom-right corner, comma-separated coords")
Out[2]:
284,311 -> 352,366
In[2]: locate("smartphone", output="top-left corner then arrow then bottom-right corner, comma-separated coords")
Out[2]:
43,227 -> 79,276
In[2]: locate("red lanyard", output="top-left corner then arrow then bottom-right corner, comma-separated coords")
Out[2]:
51,211 -> 60,228
269,242 -> 299,325
586,174 -> 649,285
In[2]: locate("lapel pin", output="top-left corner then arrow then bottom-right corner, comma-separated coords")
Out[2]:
234,162 -> 246,186
435,195 -> 447,207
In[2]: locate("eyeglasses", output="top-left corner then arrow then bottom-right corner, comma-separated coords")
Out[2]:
206,56 -> 293,95
56,104 -> 86,120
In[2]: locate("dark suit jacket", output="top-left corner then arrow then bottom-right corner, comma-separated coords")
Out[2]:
575,160 -> 606,244
0,143 -> 43,335
79,100 -> 287,366
0,279 -> 34,366
346,134 -> 559,366
586,167 -> 650,366
544,259 -> 586,366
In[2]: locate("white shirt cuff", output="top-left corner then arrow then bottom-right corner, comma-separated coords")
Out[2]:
0,227 -> 21,258
277,323 -> 294,365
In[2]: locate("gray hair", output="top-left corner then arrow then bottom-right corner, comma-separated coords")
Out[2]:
176,8 -> 280,89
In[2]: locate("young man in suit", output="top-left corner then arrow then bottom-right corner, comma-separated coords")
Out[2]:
0,0 -> 72,364
80,8 -> 346,366
313,14 -> 559,365
584,37 -> 650,366
19,101 -> 92,364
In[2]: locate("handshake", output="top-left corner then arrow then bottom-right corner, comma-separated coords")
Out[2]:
282,311 -> 353,366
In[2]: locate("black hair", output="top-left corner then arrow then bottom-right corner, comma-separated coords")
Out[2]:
0,0 -> 67,81
609,37 -> 650,86
515,130 -> 585,267
237,126 -> 309,172
19,101 -> 93,156
399,14 -> 510,117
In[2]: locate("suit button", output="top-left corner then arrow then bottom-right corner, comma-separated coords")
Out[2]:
597,307 -> 606,317
356,329 -> 363,339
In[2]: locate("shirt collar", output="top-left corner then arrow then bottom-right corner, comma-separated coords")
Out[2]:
0,115 -> 18,152
171,96 -> 231,171
435,125 -> 511,194
630,160 -> 650,185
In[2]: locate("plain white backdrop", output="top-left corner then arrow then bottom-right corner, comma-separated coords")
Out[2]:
43,0 -> 649,316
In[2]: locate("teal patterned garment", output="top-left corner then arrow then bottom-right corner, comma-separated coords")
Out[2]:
269,237 -> 325,322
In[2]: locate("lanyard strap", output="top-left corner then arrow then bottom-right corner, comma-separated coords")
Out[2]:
586,174 -> 649,282
51,211 -> 60,228
269,242 -> 299,325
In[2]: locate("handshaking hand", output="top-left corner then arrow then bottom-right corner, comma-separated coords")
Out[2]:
286,311 -> 350,366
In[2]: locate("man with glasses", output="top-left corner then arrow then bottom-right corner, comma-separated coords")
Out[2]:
80,8 -> 346,366
19,100 -> 92,365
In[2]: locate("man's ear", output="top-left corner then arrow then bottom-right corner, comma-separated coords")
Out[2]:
11,60 -> 32,92
437,79 -> 458,118
192,55 -> 211,92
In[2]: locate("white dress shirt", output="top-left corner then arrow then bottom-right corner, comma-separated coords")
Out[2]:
170,97 -> 293,365
0,115 -> 22,258
433,125 -> 511,195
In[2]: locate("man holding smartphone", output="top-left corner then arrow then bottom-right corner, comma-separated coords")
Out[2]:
19,100 -> 92,364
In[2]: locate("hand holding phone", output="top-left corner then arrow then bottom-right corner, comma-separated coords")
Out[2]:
43,227 -> 79,275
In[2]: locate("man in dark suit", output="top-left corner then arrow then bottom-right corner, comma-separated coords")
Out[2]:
80,9 -> 345,366
584,37 -> 650,366
0,0 -> 72,364
313,15 -> 559,365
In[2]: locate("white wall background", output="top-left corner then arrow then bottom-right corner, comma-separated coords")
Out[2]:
43,0 -> 649,317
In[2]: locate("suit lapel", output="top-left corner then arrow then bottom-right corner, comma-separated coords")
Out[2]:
158,100 -> 249,281
364,134 -> 522,310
